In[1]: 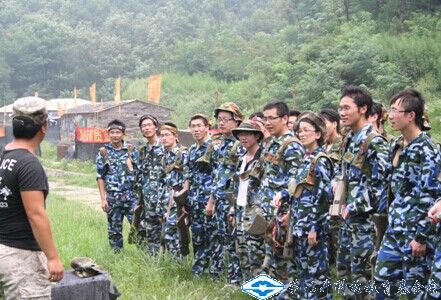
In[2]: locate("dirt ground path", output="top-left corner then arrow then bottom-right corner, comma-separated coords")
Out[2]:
46,168 -> 102,211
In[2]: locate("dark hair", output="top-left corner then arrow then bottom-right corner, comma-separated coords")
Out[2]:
289,110 -> 301,117
263,101 -> 289,118
368,102 -> 383,128
138,114 -> 159,128
12,117 -> 44,139
107,119 -> 126,132
249,111 -> 264,119
189,115 -> 209,127
319,108 -> 341,134
390,89 -> 425,130
340,85 -> 373,118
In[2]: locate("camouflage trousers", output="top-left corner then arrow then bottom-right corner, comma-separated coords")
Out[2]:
106,193 -> 136,251
274,232 -> 296,283
426,240 -> 441,299
286,234 -> 332,300
238,204 -> 266,280
338,218 -> 375,299
337,221 -> 352,280
329,216 -> 341,267
374,232 -> 433,300
189,198 -> 218,276
137,194 -> 162,255
213,196 -> 243,284
163,205 -> 181,258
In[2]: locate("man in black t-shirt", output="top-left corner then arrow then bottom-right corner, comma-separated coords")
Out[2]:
0,96 -> 64,299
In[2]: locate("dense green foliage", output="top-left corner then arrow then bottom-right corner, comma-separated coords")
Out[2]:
0,0 -> 440,137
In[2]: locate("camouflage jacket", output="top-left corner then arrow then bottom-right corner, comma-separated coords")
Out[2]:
258,132 -> 304,216
282,147 -> 333,237
138,139 -> 166,206
387,132 -> 441,243
335,124 -> 389,217
161,144 -> 188,222
211,134 -> 244,201
96,142 -> 138,195
184,139 -> 215,204
232,148 -> 263,208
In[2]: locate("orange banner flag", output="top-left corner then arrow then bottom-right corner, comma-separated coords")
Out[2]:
89,83 -> 96,105
114,77 -> 121,105
147,75 -> 161,103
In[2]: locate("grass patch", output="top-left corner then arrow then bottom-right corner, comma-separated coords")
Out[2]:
47,173 -> 97,189
40,142 -> 95,174
47,194 -> 250,300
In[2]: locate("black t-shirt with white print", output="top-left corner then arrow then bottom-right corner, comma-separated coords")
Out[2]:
0,149 -> 48,251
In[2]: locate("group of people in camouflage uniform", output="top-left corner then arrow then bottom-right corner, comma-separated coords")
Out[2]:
96,85 -> 441,299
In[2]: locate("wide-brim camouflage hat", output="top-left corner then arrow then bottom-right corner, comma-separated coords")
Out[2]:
214,102 -> 243,122
12,96 -> 48,126
232,121 -> 264,140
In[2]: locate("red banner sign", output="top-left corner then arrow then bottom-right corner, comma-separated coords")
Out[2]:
75,127 -> 110,143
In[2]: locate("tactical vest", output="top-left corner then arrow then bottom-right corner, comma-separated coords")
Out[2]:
340,131 -> 386,177
238,149 -> 263,182
163,146 -> 187,174
288,153 -> 333,198
264,136 -> 301,170
100,143 -> 134,174
218,140 -> 241,166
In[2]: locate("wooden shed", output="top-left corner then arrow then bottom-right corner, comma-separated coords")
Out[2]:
60,99 -> 173,143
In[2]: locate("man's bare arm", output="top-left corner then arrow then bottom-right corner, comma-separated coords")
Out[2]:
21,190 -> 64,282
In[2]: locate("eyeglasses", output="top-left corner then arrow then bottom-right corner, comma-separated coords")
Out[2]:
262,116 -> 282,122
387,108 -> 409,115
217,117 -> 234,123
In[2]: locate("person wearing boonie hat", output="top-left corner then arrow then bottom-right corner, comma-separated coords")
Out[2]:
206,102 -> 245,284
274,113 -> 334,299
231,121 -> 266,278
185,113 -> 219,276
136,114 -> 166,255
0,96 -> 64,299
96,119 -> 139,252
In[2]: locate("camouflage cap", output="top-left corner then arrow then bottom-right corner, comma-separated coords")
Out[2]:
12,96 -> 48,126
214,102 -> 244,122
232,121 -> 263,140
